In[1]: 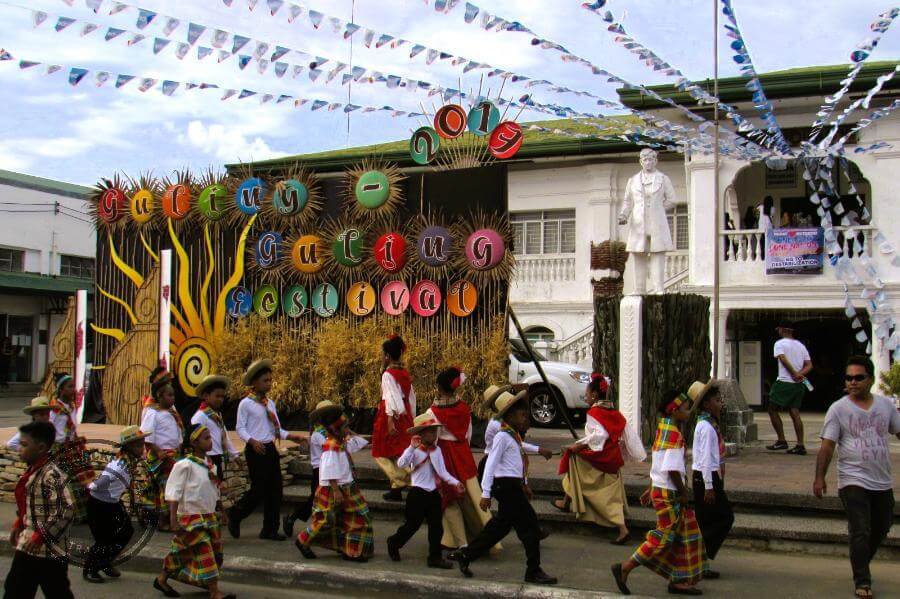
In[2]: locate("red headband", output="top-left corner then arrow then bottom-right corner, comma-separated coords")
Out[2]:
451,366 -> 466,390
591,373 -> 609,394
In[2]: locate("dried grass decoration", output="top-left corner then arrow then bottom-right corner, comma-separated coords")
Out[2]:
125,172 -> 161,230
409,213 -> 455,281
262,165 -> 322,229
89,173 -> 129,231
367,220 -> 412,284
344,158 -> 405,220
454,210 -> 514,287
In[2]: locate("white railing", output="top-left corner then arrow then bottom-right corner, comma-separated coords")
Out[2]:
722,226 -> 876,263
555,324 -> 594,366
665,250 -> 689,279
515,254 -> 576,283
665,269 -> 689,292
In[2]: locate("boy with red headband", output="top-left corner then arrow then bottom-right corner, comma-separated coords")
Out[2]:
372,335 -> 415,501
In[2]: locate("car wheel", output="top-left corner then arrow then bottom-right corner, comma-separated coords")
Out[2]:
529,385 -> 562,427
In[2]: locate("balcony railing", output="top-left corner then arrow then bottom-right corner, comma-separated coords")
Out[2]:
722,226 -> 876,263
665,250 -> 689,279
515,253 -> 576,283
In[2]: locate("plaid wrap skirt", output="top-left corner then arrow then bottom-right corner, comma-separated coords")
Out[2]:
142,448 -> 178,513
163,513 -> 223,587
632,486 -> 708,585
298,482 -> 374,559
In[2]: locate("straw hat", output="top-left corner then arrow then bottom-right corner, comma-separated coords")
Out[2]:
687,379 -> 717,415
483,384 -> 514,412
116,425 -> 148,446
406,413 -> 443,435
22,396 -> 51,415
495,389 -> 529,418
309,400 -> 343,423
242,359 -> 273,386
196,374 -> 230,397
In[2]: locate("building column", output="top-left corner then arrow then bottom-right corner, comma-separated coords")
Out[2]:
710,307 -> 730,379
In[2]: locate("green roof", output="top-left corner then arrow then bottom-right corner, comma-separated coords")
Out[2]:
0,169 -> 92,199
0,272 -> 94,296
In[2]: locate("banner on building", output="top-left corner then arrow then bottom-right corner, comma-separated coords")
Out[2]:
765,227 -> 824,275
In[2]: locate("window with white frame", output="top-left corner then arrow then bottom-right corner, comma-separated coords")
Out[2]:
60,255 -> 94,279
666,205 -> 689,250
0,248 -> 24,272
524,326 -> 555,342
510,210 -> 576,255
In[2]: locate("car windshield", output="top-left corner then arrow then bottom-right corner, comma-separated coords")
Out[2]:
509,338 -> 546,363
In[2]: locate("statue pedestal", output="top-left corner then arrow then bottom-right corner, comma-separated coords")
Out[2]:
618,295 -> 643,434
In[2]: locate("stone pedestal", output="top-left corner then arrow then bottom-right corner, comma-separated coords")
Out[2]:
618,295 -> 643,436
716,378 -> 758,448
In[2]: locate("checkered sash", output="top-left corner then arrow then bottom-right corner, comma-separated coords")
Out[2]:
652,417 -> 684,451
297,482 -> 373,559
142,446 -> 178,512
164,513 -> 223,587
632,487 -> 708,584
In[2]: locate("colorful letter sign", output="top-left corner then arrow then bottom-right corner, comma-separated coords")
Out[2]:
347,281 -> 376,316
488,121 -> 524,159
410,126 -> 440,165
447,279 -> 478,317
465,229 -> 505,270
355,170 -> 390,209
380,280 -> 410,315
162,183 -> 191,219
292,234 -> 323,274
311,283 -> 339,317
411,280 -> 442,317
253,285 -> 279,318
236,177 -> 265,215
198,184 -> 227,221
374,232 -> 407,273
130,188 -> 154,224
273,179 -> 308,216
98,187 -> 126,223
467,100 -> 500,136
417,226 -> 453,267
434,104 -> 467,139
332,228 -> 364,267
225,285 -> 252,318
282,284 -> 308,318
255,232 -> 282,269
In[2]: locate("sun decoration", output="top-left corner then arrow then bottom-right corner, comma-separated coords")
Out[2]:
196,168 -> 230,225
346,281 -> 377,317
368,222 -> 412,283
161,170 -> 194,223
408,213 -> 456,281
282,284 -> 309,318
319,218 -> 369,285
344,158 -> 405,220
285,232 -> 325,283
380,280 -> 410,316
262,164 -> 323,228
454,210 -> 514,287
125,172 -> 160,229
89,173 -> 129,230
246,229 -> 286,284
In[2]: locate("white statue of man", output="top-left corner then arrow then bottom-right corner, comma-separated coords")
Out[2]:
617,148 -> 676,295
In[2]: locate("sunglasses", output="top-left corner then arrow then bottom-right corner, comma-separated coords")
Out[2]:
844,374 -> 869,382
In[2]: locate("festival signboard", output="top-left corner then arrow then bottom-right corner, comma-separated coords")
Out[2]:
765,227 -> 825,275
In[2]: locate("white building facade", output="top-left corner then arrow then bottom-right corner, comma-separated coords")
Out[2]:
0,170 -> 93,384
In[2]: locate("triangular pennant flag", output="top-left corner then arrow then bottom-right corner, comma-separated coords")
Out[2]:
212,29 -> 228,48
175,43 -> 190,59
81,23 -> 100,36
308,10 -> 324,28
163,18 -> 180,36
292,65 -> 304,77
198,46 -> 213,60
375,34 -> 394,48
256,59 -> 270,74
364,29 -> 375,47
274,62 -> 288,77
86,0 -> 103,12
260,93 -> 274,104
253,42 -> 270,59
232,35 -> 250,54
327,102 -> 342,111
138,78 -> 157,91
311,99 -> 327,110
32,11 -> 48,28
308,68 -> 322,82
109,2 -> 128,15
161,81 -> 179,96
218,50 -> 231,62
464,2 -> 479,22
288,4 -> 304,22
127,34 -> 146,46
19,61 -> 40,69
153,38 -> 171,54
188,23 -> 206,46
410,44 -> 425,58
344,104 -> 360,113
270,46 -> 290,61
329,16 -> 342,31
247,0 -> 260,10
136,9 -> 157,29
294,98 -> 308,108
184,83 -> 198,90
0,50 -> 13,61
238,55 -> 252,70
115,74 -> 135,87
426,49 -> 439,64
341,74 -> 352,85
55,17 -> 76,32
344,23 -> 360,38
238,89 -> 257,99
267,0 -> 284,15
46,65 -> 62,74
68,68 -> 89,86
221,89 -> 238,100
105,27 -> 125,41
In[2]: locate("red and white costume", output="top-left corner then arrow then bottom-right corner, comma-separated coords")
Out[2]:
371,367 -> 416,489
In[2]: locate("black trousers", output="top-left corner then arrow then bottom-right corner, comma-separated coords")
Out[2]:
476,454 -> 487,485
390,487 -> 443,560
289,467 -> 319,523
3,550 -> 74,599
691,471 -> 734,560
839,485 -> 895,588
84,496 -> 134,573
463,477 -> 541,572
231,442 -> 283,535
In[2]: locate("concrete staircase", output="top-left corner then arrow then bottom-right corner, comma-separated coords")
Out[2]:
0,382 -> 41,399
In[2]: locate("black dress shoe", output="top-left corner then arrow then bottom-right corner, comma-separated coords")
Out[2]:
386,536 -> 401,562
153,577 -> 181,597
704,570 -> 721,580
259,532 -> 287,541
524,568 -> 557,585
83,570 -> 104,584
447,550 -> 473,578
383,488 -> 403,501
102,566 -> 122,578
226,511 -> 240,539
668,584 -> 703,595
295,538 -> 317,559
427,557 -> 454,569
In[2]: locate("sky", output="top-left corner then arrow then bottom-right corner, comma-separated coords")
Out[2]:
0,0 -> 897,185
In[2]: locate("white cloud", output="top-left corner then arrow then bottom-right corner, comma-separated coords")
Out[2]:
181,120 -> 289,162
0,142 -> 34,172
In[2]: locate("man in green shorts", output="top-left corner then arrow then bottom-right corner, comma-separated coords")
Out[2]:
766,321 -> 812,455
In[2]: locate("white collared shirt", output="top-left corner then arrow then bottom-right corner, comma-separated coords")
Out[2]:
6,432 -> 21,450
140,408 -> 183,451
164,457 -> 220,516
481,429 -> 526,498
49,409 -> 75,443
89,458 -> 131,504
577,414 -> 646,462
235,396 -> 288,444
691,419 -> 722,490
397,444 -> 459,492
382,372 -> 416,418
191,409 -> 239,458
483,418 -> 539,455
309,429 -> 326,469
650,447 -> 686,491
318,436 -> 369,485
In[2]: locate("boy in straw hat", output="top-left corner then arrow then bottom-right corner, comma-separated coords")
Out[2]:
283,399 -> 338,537
83,425 -> 147,584
479,385 -> 553,483
140,369 -> 184,531
6,396 -> 53,450
191,374 -> 239,483
229,359 -> 306,541
387,413 -> 464,568
295,404 -> 372,562
372,334 -> 415,502
611,386 -> 708,596
155,424 -> 234,599
449,389 -> 557,585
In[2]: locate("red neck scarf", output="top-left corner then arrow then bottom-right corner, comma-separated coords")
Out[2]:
14,454 -> 49,529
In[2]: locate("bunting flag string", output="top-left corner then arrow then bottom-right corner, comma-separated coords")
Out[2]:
817,65 -> 899,151
719,0 -> 792,156
833,98 -> 900,152
808,8 -> 900,143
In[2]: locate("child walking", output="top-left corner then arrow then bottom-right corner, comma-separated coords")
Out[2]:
295,405 -> 373,562
154,424 -> 234,599
449,390 -> 557,585
283,399 -> 334,537
6,396 -> 53,450
191,374 -> 239,482
371,335 -> 415,501
50,373 -> 96,519
387,413 -> 464,568
83,425 -> 146,584
141,372 -> 184,530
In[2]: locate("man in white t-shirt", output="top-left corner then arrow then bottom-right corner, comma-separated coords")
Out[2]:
814,356 -> 900,599
766,321 -> 812,455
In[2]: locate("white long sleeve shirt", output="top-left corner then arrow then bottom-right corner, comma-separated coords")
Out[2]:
191,409 -> 239,458
309,429 -> 326,469
397,445 -> 460,491
483,418 -> 539,455
89,458 -> 132,504
164,457 -> 220,516
236,396 -> 287,444
49,409 -> 75,443
481,430 -> 526,498
649,447 -> 686,491
576,414 -> 647,462
318,436 -> 369,485
6,432 -> 21,450
140,408 -> 183,451
382,372 -> 416,418
691,419 -> 722,490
